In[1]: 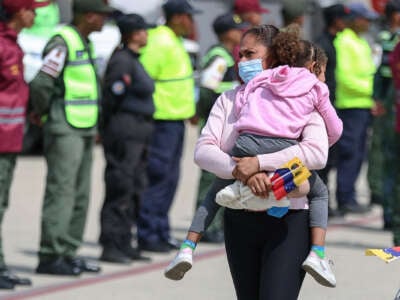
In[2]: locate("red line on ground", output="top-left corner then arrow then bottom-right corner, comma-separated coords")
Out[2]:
0,213 -> 381,300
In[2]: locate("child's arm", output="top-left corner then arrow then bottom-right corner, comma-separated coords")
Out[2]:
256,112 -> 329,172
313,82 -> 343,146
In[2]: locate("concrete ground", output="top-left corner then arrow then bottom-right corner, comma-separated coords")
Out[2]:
0,125 -> 398,300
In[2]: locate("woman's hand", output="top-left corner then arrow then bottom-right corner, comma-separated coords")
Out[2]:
246,172 -> 272,198
232,156 -> 260,183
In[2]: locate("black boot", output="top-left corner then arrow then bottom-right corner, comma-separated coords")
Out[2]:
0,269 -> 31,286
100,246 -> 132,264
36,257 -> 81,276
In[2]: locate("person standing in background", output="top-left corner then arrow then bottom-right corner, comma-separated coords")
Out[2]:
315,3 -> 351,217
233,0 -> 269,27
22,0 -> 59,38
389,33 -> 400,246
137,0 -> 201,253
281,0 -> 307,27
334,2 -> 377,215
193,13 -> 246,243
368,0 -> 400,230
29,0 -> 114,276
21,0 -> 60,155
98,13 -> 155,264
0,0 -> 45,289
232,0 -> 269,64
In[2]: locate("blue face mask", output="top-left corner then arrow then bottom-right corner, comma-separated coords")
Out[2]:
238,59 -> 263,83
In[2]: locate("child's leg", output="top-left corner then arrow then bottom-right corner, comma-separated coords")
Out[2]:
302,172 -> 336,288
164,178 -> 234,280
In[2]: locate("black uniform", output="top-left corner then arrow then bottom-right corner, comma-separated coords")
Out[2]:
99,46 -> 154,261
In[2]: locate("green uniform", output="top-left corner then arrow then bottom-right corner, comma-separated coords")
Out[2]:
368,29 -> 399,227
0,154 -> 16,268
30,25 -> 100,261
195,44 -> 238,236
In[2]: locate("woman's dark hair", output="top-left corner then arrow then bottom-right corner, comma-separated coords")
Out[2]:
242,24 -> 280,49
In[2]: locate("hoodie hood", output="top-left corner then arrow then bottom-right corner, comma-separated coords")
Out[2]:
245,65 -> 319,99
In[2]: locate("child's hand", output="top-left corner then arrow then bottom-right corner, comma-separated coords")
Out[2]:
232,156 -> 259,183
246,172 -> 272,198
287,180 -> 310,198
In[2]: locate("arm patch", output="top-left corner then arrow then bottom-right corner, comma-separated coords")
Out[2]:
40,46 -> 67,78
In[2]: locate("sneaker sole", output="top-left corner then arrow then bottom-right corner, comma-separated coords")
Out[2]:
164,261 -> 192,281
302,263 -> 336,288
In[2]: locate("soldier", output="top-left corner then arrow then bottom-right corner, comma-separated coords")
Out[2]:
368,0 -> 400,230
29,0 -> 114,275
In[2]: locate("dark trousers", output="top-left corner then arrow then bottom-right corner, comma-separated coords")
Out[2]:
137,120 -> 185,244
336,109 -> 371,207
100,113 -> 153,249
224,209 -> 310,300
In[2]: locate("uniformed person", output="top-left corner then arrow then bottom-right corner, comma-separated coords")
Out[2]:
29,0 -> 114,275
367,0 -> 400,230
0,0 -> 44,289
98,13 -> 155,264
137,0 -> 201,253
194,13 -> 246,243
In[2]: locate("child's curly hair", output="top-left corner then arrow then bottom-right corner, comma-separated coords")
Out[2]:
268,24 -> 323,72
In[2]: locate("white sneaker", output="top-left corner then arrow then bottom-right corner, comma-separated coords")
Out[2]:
164,248 -> 193,281
215,181 -> 243,209
302,251 -> 336,288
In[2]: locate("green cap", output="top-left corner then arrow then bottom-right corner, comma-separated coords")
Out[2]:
73,0 -> 115,14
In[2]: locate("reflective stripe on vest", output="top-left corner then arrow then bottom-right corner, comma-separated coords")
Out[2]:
0,107 -> 25,124
56,26 -> 99,128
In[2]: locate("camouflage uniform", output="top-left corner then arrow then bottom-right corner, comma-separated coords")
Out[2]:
368,29 -> 399,228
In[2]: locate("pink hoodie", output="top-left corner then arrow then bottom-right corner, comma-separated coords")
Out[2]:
234,65 -> 343,146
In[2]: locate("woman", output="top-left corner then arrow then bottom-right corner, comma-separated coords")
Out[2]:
195,25 -> 329,299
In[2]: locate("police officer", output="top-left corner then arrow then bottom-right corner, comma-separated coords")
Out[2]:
29,0 -> 114,275
194,13 -> 246,243
137,0 -> 201,252
99,13 -> 155,264
0,0 -> 44,289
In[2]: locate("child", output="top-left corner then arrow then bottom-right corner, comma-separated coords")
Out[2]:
165,29 -> 341,288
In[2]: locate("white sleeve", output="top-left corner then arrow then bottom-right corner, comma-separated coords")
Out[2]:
40,46 -> 67,78
200,56 -> 228,90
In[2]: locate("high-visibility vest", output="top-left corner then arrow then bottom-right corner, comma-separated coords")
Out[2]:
56,26 -> 99,128
139,25 -> 195,120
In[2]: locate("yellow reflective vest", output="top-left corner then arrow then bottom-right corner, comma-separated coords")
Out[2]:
334,28 -> 375,109
139,25 -> 195,120
57,26 -> 99,128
